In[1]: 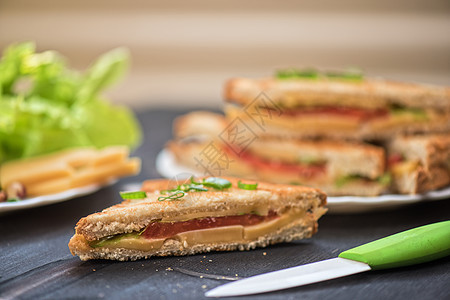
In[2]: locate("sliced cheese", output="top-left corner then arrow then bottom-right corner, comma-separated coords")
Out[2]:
0,146 -> 141,197
26,177 -> 71,196
391,160 -> 420,177
71,157 -> 141,188
92,146 -> 129,167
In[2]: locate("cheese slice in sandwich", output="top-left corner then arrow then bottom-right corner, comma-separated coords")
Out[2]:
68,176 -> 327,261
387,134 -> 450,194
167,111 -> 388,196
224,71 -> 450,141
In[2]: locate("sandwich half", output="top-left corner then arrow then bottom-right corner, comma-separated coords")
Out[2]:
387,134 -> 450,194
167,111 -> 388,196
69,176 -> 327,261
225,70 -> 450,141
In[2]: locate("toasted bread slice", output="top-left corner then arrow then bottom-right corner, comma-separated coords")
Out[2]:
225,77 -> 450,110
388,134 -> 450,194
173,111 -> 227,139
69,177 -> 327,261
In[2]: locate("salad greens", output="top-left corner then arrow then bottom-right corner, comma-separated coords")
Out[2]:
0,42 -> 142,164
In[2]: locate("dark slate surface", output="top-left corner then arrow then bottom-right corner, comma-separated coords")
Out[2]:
1,109 -> 449,300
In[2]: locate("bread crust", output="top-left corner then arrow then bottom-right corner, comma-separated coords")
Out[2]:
173,111 -> 227,139
224,77 -> 450,110
388,134 -> 450,170
388,134 -> 450,194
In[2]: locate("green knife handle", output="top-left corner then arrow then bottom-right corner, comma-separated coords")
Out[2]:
339,220 -> 450,270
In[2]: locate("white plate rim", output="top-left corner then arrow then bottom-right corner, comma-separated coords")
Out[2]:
156,149 -> 450,213
0,179 -> 117,214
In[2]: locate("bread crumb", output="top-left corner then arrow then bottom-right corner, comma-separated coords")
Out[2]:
208,259 -> 212,262
263,252 -> 267,256
166,267 -> 173,271
202,285 -> 207,289
200,276 -> 203,278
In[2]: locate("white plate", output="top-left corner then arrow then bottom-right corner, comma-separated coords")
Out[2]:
156,149 -> 450,214
0,179 -> 117,214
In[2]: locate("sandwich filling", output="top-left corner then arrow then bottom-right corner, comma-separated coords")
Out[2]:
228,102 -> 431,124
87,209 -> 311,251
222,146 -> 325,178
222,146 -> 388,188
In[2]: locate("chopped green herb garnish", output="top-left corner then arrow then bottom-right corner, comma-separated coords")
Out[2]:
159,177 -> 232,197
160,182 -> 208,194
157,190 -> 186,201
276,68 -> 319,80
6,198 -> 19,202
120,191 -> 147,200
238,180 -> 258,190
325,68 -> 364,81
201,177 -> 232,190
276,68 -> 364,81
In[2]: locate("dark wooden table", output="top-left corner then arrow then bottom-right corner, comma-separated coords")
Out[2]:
1,109 -> 449,300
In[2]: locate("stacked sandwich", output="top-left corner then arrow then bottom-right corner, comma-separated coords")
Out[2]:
167,69 -> 450,196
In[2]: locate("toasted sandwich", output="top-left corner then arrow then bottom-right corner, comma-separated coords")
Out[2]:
69,176 -> 327,261
387,134 -> 450,194
224,70 -> 450,141
167,112 -> 388,196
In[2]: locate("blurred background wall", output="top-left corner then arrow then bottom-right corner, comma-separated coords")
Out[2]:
1,0 -> 449,108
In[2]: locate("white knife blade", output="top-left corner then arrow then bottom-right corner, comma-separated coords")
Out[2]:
205,258 -> 371,297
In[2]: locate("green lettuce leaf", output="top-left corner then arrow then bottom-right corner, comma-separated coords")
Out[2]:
0,42 -> 141,164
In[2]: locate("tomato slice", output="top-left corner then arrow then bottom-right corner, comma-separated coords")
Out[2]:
142,211 -> 278,239
223,147 -> 326,178
388,154 -> 404,167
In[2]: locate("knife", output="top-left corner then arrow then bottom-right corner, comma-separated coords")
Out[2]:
205,220 -> 450,297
